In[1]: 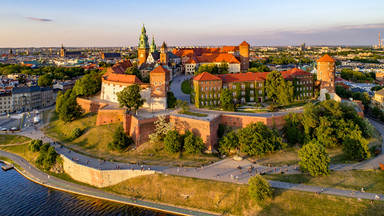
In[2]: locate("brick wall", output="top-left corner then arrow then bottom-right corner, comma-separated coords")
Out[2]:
95,109 -> 125,126
221,114 -> 286,130
77,98 -> 108,113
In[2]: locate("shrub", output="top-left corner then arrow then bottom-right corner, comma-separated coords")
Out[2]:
167,92 -> 177,108
248,175 -> 272,202
342,129 -> 370,161
28,139 -> 42,152
184,132 -> 205,154
108,125 -> 133,152
164,130 -> 182,153
71,128 -> 82,139
298,141 -> 330,176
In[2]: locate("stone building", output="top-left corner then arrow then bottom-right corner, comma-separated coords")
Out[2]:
60,44 -> 82,58
192,68 -> 314,107
316,54 -> 338,101
0,93 -> 12,114
12,86 -> 42,112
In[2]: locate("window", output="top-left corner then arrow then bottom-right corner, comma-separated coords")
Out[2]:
241,84 -> 245,89
258,90 -> 262,94
250,97 -> 254,101
250,90 -> 254,95
223,85 -> 227,89
259,83 -> 262,87
213,87 -> 216,91
201,87 -> 203,91
210,87 -> 212,91
218,87 -> 221,90
233,92 -> 236,96
241,91 -> 245,96
232,85 -> 236,89
250,84 -> 254,88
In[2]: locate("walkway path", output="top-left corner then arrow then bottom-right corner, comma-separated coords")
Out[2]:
0,150 -> 217,216
170,75 -> 192,103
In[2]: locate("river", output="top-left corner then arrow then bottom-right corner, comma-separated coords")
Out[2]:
0,163 -> 170,216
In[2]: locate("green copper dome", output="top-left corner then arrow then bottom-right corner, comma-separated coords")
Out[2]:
138,24 -> 149,49
150,35 -> 157,53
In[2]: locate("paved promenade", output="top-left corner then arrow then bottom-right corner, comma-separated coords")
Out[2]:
4,109 -> 384,203
0,150 -> 217,216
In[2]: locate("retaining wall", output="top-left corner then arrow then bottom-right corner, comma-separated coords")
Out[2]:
62,155 -> 155,188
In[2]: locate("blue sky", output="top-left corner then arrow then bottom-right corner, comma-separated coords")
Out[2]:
1,0 -> 384,47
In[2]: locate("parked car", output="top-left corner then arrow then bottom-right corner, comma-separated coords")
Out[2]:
1,128 -> 8,131
10,127 -> 18,131
0,112 -> 6,116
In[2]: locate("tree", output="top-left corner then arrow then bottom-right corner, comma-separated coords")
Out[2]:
238,122 -> 285,156
28,139 -> 42,152
360,92 -> 371,108
176,99 -> 189,112
164,130 -> 182,153
218,131 -> 239,154
167,92 -> 177,108
248,175 -> 272,202
71,128 -> 82,139
276,80 -> 294,105
36,144 -> 58,171
149,115 -> 173,143
283,113 -> 304,145
58,93 -> 82,123
125,67 -> 142,80
55,91 -> 63,113
343,129 -> 370,161
73,72 -> 101,97
298,141 -> 330,176
108,125 -> 133,152
184,131 -> 205,154
315,117 -> 338,148
218,61 -> 228,74
38,74 -> 53,87
220,88 -> 235,111
117,84 -> 145,114
266,70 -> 282,102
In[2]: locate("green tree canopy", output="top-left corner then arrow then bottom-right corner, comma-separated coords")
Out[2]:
220,88 -> 235,111
108,125 -> 133,152
125,67 -> 142,80
116,84 -> 145,114
164,130 -> 182,153
38,74 -> 53,87
298,141 -> 330,176
248,175 -> 272,203
342,129 -> 370,161
218,131 -> 239,154
183,131 -> 205,154
73,71 -> 101,97
57,89 -> 82,123
238,122 -> 285,156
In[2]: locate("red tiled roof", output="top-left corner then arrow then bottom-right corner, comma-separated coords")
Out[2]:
103,73 -> 143,85
150,65 -> 170,74
217,72 -> 268,83
239,41 -> 250,46
195,53 -> 240,64
280,68 -> 312,79
221,46 -> 239,52
193,72 -> 222,81
317,54 -> 335,62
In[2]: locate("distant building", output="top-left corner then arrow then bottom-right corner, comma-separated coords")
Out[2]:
53,82 -> 75,92
101,52 -> 121,60
12,86 -> 55,112
316,54 -> 340,101
0,93 -> 13,114
60,44 -> 82,58
373,89 -> 384,109
376,73 -> 384,82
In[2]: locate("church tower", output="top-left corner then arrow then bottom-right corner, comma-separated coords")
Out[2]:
239,41 -> 250,71
60,44 -> 66,57
150,35 -> 157,53
138,24 -> 149,65
160,41 -> 169,64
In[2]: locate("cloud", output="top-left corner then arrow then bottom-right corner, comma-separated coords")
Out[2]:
26,17 -> 53,22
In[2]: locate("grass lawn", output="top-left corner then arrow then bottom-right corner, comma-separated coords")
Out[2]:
0,144 -> 39,162
44,111 -> 218,166
179,110 -> 208,117
264,169 -> 384,194
105,173 -> 384,216
181,80 -> 191,94
0,134 -> 31,145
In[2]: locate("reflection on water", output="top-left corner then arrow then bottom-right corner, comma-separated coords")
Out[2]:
0,163 -> 170,216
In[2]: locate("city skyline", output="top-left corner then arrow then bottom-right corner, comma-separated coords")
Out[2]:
1,0 -> 384,47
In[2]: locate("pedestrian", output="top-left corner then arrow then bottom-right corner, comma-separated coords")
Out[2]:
321,188 -> 324,193
375,195 -> 380,199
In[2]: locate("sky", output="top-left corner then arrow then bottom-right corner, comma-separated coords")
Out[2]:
1,0 -> 384,47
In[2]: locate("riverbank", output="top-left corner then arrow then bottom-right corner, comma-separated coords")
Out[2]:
0,151 -> 217,216
2,150 -> 384,215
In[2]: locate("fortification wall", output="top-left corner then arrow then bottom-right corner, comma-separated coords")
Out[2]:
221,114 -> 286,130
77,98 -> 108,113
62,155 -> 154,188
96,109 -> 125,126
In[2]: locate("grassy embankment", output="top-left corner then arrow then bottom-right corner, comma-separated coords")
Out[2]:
104,173 -> 384,216
0,134 -> 31,145
44,111 -> 218,166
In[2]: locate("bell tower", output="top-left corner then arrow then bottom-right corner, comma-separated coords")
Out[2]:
239,41 -> 250,71
160,41 -> 169,64
150,35 -> 157,53
138,24 -> 149,65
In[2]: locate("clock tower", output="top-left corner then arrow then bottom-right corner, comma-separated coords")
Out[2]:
138,24 -> 149,65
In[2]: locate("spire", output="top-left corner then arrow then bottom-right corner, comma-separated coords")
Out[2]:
138,24 -> 149,49
160,41 -> 167,53
141,23 -> 146,34
150,35 -> 157,53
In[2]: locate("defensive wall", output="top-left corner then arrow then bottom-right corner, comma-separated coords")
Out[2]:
77,98 -> 108,113
61,155 -> 155,188
76,98 -> 292,148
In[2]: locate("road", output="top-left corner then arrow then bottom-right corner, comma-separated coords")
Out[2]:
0,150 -> 217,216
